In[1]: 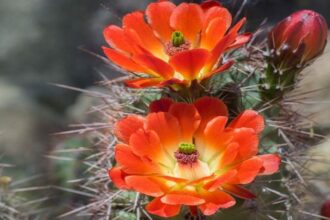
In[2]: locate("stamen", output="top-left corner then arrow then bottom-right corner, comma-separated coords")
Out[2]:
172,31 -> 185,47
165,41 -> 191,56
165,31 -> 191,56
174,142 -> 199,165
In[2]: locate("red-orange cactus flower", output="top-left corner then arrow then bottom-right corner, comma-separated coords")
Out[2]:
109,97 -> 280,217
269,10 -> 328,70
103,0 -> 251,89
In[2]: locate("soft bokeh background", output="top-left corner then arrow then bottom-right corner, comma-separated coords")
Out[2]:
1,0 -> 330,218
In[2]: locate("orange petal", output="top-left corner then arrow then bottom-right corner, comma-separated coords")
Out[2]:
227,33 -> 252,51
146,1 -> 176,41
201,7 -> 232,50
205,18 -> 247,71
104,25 -> 136,54
223,184 -> 256,199
115,144 -> 160,174
133,53 -> 174,79
201,17 -> 228,50
114,115 -> 145,143
198,190 -> 236,216
202,60 -> 234,80
129,129 -> 162,159
233,157 -> 263,184
228,17 -> 247,36
146,112 -> 181,154
194,97 -> 228,133
161,193 -> 205,206
123,11 -> 165,58
149,98 -> 174,113
170,3 -> 204,44
229,110 -> 264,134
108,167 -> 130,189
102,47 -> 146,73
205,34 -> 234,71
169,102 -> 201,142
169,48 -> 210,81
204,170 -> 237,191
233,128 -> 259,161
258,154 -> 281,175
124,78 -> 163,88
218,143 -> 239,169
146,197 -> 181,217
125,175 -> 164,197
203,116 -> 228,146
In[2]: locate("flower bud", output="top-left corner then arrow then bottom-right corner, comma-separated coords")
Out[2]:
260,10 -> 328,101
269,10 -> 328,70
321,199 -> 330,218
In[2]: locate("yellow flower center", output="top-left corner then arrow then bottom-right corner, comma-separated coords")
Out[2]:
178,142 -> 196,154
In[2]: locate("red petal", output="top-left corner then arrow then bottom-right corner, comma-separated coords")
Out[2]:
170,3 -> 204,44
123,11 -> 165,58
125,175 -> 164,197
115,144 -> 160,174
146,197 -> 181,217
161,193 -> 205,206
169,49 -> 210,81
102,47 -> 146,73
133,53 -> 174,79
258,154 -> 281,175
229,110 -> 265,134
114,115 -> 145,143
108,167 -> 130,189
124,78 -> 163,88
223,184 -> 256,199
149,98 -> 174,113
146,1 -> 175,41
201,0 -> 222,11
169,102 -> 201,142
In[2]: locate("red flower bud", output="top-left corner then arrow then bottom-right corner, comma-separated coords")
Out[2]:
321,199 -> 330,218
269,10 -> 328,70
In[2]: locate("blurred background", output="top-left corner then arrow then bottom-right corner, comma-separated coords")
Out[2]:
1,0 -> 330,218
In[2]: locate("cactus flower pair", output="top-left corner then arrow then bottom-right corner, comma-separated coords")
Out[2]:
109,97 -> 280,217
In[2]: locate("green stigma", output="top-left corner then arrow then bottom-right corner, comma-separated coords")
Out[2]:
179,142 -> 196,154
172,31 -> 185,47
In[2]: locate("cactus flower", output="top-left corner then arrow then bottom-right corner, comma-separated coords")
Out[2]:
102,0 -> 251,89
109,97 -> 281,217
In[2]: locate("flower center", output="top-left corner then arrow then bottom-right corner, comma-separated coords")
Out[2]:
174,142 -> 199,165
165,31 -> 191,56
172,31 -> 185,47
